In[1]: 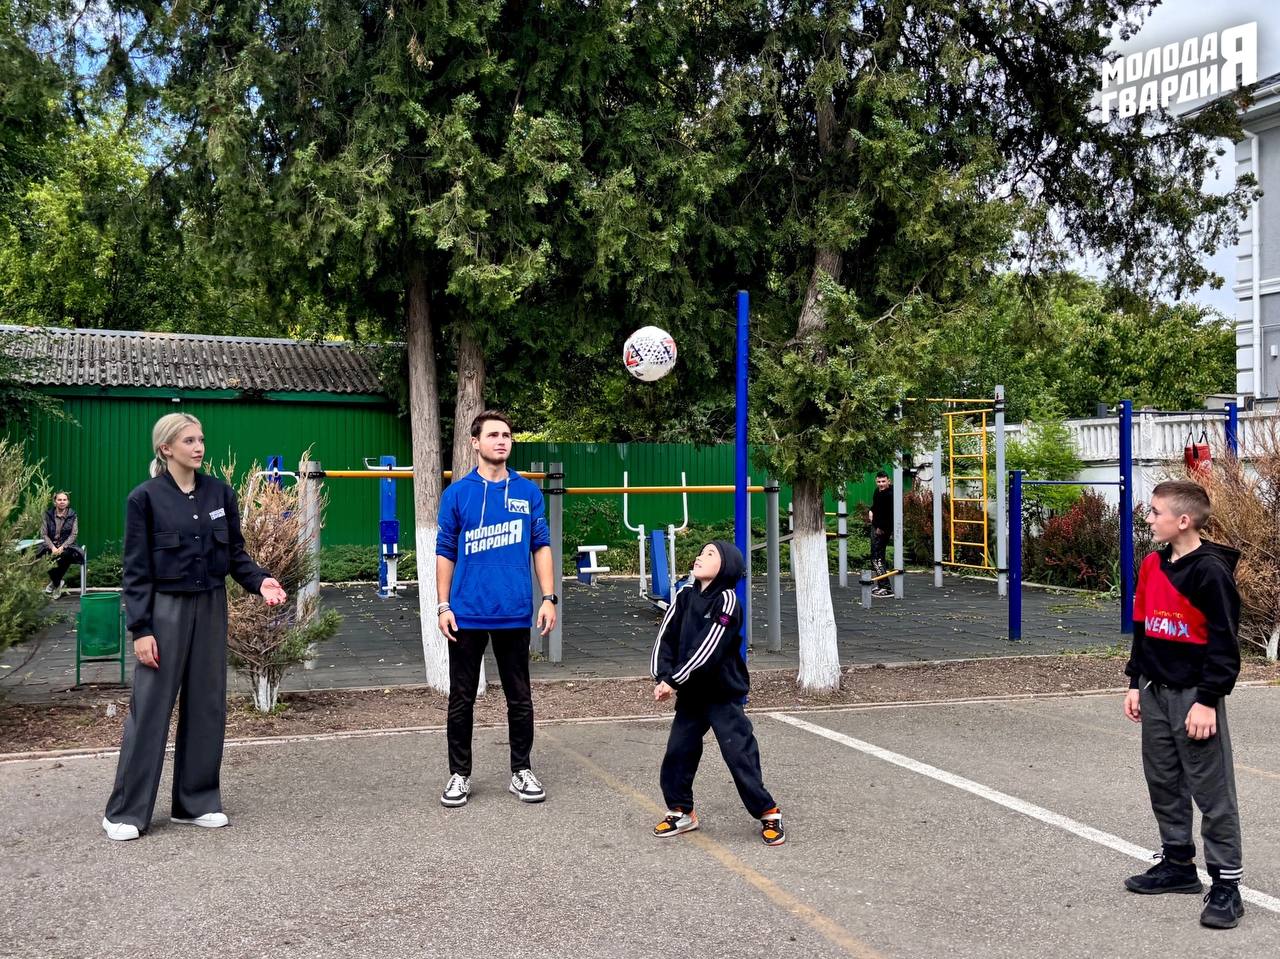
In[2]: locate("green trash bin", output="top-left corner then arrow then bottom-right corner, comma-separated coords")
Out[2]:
77,593 -> 125,686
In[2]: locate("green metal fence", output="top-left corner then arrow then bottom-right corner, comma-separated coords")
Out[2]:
20,390 -> 413,557
19,390 -> 892,558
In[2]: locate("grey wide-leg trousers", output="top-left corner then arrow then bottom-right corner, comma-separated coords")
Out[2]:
105,588 -> 228,830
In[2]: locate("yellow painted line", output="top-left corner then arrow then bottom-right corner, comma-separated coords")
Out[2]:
1237,763 -> 1280,781
542,728 -> 885,959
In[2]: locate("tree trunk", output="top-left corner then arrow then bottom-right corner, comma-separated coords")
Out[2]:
451,324 -> 486,476
792,246 -> 844,692
249,668 -> 282,713
792,476 -> 841,691
407,264 -> 449,692
450,322 -> 488,695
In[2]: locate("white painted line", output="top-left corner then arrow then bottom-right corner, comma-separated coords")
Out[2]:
770,711 -> 1280,916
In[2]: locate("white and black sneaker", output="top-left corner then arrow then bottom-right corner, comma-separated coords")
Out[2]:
509,769 -> 546,803
654,809 -> 699,838
440,773 -> 471,807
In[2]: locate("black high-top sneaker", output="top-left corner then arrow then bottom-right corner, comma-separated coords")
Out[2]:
1124,855 -> 1202,895
1200,883 -> 1245,929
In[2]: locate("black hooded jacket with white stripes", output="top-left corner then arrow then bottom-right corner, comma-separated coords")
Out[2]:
650,540 -> 749,702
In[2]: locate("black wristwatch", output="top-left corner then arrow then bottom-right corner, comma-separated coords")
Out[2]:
541,593 -> 559,605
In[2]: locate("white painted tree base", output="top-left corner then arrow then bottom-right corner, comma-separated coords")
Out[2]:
417,525 -> 450,694
792,530 -> 841,692
416,525 -> 485,695
251,673 -> 280,713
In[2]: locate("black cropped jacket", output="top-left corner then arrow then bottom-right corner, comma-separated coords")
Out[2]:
121,472 -> 268,636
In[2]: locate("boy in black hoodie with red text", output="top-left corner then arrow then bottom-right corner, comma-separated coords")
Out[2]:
650,540 -> 784,846
1123,480 -> 1244,929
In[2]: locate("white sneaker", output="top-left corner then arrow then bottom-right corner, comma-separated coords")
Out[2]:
102,817 -> 140,841
441,773 -> 471,807
509,769 -> 546,803
43,583 -> 54,595
653,809 -> 699,838
169,812 -> 229,828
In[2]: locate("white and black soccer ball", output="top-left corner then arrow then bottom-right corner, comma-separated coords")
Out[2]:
623,326 -> 678,382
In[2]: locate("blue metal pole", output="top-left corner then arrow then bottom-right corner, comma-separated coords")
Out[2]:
1226,401 -> 1239,457
735,290 -> 750,662
1009,470 -> 1022,642
378,455 -> 397,597
1119,401 -> 1134,636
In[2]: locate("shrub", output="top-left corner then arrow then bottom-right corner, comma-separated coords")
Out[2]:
1194,422 -> 1280,658
224,463 -> 341,711
1026,490 -> 1118,591
86,548 -> 123,588
318,544 -> 419,582
0,438 -> 51,651
902,489 -> 992,569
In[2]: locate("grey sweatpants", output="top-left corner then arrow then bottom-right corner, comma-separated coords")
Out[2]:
105,589 -> 228,830
1139,680 -> 1243,880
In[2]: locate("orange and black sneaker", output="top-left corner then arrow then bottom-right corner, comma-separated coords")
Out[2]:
653,809 -> 698,838
760,810 -> 785,846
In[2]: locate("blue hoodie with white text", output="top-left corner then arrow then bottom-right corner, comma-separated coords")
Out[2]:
436,468 -> 550,630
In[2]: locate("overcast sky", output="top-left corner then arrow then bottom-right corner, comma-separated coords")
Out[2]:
1110,3 -> 1278,315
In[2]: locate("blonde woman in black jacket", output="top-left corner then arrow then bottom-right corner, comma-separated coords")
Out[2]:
103,413 -> 286,841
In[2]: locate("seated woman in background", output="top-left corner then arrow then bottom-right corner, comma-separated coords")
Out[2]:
37,491 -> 82,599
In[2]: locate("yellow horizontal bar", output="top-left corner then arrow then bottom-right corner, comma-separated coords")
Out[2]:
951,475 -> 985,481
951,430 -> 988,438
566,485 -> 765,495
942,560 -> 996,571
868,568 -> 903,583
320,470 -> 548,480
953,540 -> 989,549
952,497 -> 986,503
951,518 -> 987,525
908,398 -> 996,404
951,454 -> 983,459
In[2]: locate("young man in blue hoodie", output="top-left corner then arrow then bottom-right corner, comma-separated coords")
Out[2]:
650,540 -> 784,846
436,411 -> 557,808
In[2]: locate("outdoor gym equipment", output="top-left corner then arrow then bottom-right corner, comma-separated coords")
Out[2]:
622,470 -> 688,610
575,545 -> 611,583
901,387 -> 1009,596
1008,400 -> 1135,642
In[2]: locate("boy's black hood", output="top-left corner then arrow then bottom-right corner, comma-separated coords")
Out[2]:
684,540 -> 744,624
704,540 -> 744,595
1161,540 -> 1240,574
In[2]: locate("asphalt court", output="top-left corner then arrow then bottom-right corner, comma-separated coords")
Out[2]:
2,686 -> 1278,958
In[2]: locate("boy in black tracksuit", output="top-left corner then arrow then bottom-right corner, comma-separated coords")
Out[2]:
867,471 -> 893,596
650,540 -> 783,846
1123,480 -> 1244,929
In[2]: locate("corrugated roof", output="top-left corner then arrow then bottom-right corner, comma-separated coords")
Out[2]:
0,325 -> 388,394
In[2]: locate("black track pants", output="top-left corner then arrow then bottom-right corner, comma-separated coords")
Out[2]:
660,699 -> 775,817
447,627 -> 534,776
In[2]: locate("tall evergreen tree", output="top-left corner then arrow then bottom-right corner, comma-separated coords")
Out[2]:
100,0 -> 742,687
706,0 -> 1255,689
